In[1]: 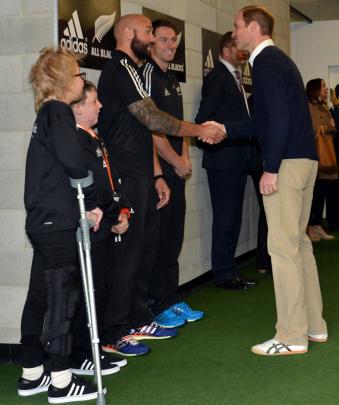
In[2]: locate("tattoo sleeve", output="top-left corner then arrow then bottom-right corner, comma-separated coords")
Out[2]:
128,98 -> 182,136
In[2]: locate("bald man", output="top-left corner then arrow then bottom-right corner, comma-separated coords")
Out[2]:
97,14 -> 225,357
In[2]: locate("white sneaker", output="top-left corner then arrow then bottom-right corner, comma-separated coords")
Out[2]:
251,339 -> 308,356
308,333 -> 328,343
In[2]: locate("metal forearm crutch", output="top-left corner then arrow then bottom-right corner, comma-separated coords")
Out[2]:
70,172 -> 106,405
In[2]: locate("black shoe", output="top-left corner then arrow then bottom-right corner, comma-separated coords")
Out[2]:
242,276 -> 257,287
71,354 -> 120,376
18,372 -> 51,397
105,352 -> 128,367
257,268 -> 272,275
48,374 -> 103,404
217,276 -> 257,290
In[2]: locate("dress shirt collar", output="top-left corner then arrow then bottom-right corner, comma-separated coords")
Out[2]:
249,38 -> 275,66
219,57 -> 241,78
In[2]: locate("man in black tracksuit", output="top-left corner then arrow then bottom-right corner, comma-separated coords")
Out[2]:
142,20 -> 204,325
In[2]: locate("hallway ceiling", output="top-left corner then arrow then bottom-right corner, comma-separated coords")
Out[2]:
290,0 -> 339,21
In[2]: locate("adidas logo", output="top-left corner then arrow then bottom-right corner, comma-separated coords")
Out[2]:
204,49 -> 214,76
60,10 -> 88,55
242,63 -> 252,86
164,88 -> 170,96
63,10 -> 83,39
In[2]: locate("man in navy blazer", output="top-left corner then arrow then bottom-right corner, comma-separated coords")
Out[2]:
221,5 -> 327,355
196,32 -> 265,290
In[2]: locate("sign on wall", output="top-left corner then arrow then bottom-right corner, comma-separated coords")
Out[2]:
242,62 -> 252,95
58,0 -> 120,70
202,29 -> 222,77
143,8 -> 186,83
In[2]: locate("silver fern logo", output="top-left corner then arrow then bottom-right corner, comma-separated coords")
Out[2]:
92,11 -> 117,43
176,32 -> 182,47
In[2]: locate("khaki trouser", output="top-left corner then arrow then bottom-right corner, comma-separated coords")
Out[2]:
263,159 -> 327,346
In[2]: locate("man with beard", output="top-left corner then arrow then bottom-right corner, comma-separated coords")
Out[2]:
97,14 -> 224,356
196,32 -> 263,291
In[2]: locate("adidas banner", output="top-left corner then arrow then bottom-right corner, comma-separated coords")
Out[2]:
143,8 -> 186,83
58,0 -> 120,70
202,29 -> 221,77
241,62 -> 252,95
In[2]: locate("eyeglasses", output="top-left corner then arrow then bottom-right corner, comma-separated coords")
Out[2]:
74,72 -> 86,81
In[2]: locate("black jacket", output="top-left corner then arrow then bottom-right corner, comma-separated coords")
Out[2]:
24,101 -> 96,234
76,126 -> 129,241
195,61 -> 252,171
226,46 -> 317,173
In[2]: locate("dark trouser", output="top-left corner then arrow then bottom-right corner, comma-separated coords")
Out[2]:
207,169 -> 247,284
326,179 -> 339,228
150,176 -> 186,316
101,177 -> 159,344
21,230 -> 79,371
249,167 -> 272,271
309,179 -> 336,225
72,235 -> 114,359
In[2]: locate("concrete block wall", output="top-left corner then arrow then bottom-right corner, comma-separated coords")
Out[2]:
0,0 -> 290,343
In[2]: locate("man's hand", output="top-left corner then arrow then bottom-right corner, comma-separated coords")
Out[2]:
86,207 -> 103,232
111,212 -> 129,235
260,172 -> 278,195
155,178 -> 170,209
198,122 -> 226,144
174,156 -> 192,178
202,120 -> 227,134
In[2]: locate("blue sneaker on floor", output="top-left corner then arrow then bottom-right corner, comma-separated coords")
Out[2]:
130,322 -> 177,340
170,302 -> 204,322
102,336 -> 150,356
154,309 -> 186,328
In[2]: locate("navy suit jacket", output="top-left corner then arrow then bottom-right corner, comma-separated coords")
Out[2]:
226,46 -> 317,173
195,61 -> 252,171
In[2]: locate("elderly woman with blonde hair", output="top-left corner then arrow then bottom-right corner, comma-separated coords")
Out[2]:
18,47 -> 103,404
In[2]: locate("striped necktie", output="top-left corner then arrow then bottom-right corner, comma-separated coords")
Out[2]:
234,70 -> 243,88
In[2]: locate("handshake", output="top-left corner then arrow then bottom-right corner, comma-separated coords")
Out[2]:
197,120 -> 227,145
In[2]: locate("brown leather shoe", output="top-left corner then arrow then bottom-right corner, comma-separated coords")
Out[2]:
313,225 -> 335,240
307,226 -> 321,242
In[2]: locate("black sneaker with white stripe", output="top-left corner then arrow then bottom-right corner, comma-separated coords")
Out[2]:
48,374 -> 102,404
18,372 -> 51,396
105,353 -> 128,368
71,354 -> 120,376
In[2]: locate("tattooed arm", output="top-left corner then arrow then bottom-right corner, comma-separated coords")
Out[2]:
128,98 -> 225,144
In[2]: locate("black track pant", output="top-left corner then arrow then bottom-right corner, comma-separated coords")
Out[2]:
101,177 -> 159,344
150,176 -> 186,316
21,230 -> 79,371
72,235 -> 114,359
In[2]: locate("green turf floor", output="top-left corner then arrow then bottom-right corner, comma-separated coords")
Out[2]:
2,236 -> 339,405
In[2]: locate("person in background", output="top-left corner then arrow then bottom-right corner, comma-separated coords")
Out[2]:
71,81 -> 130,375
326,84 -> 339,230
142,19 -> 204,328
18,47 -> 102,403
306,78 -> 337,242
195,32 -> 260,290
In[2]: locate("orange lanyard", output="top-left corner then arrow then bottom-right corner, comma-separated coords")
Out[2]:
77,124 -> 115,193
